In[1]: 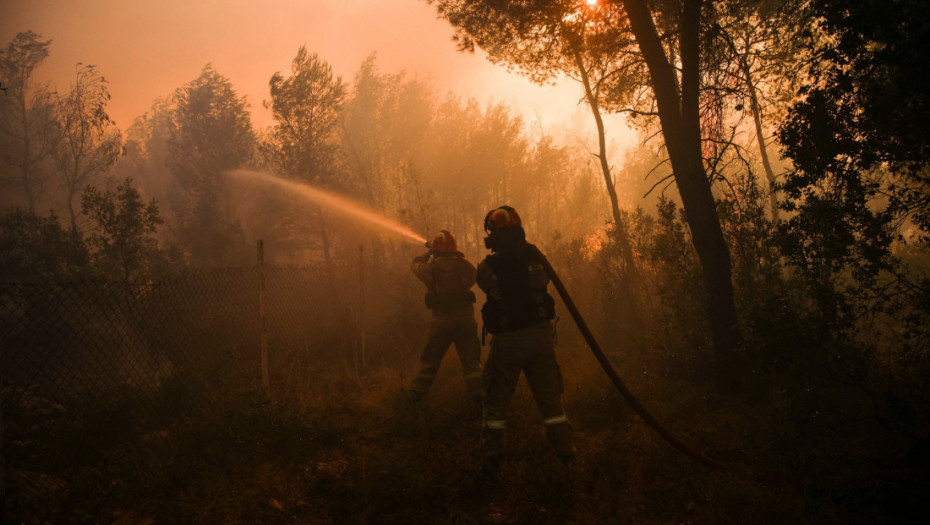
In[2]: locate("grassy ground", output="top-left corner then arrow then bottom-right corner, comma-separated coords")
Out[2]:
5,338 -> 927,524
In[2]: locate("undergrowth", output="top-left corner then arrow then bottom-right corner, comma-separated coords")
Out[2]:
6,332 -> 927,523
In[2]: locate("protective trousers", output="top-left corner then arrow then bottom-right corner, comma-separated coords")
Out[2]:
481,321 -> 573,459
412,317 -> 482,397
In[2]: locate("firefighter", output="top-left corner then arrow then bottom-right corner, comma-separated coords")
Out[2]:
410,230 -> 483,416
477,206 -> 575,478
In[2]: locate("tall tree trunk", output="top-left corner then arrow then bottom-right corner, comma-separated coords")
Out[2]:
569,46 -> 637,278
18,93 -> 37,213
723,31 -> 780,222
622,0 -> 741,394
745,71 -> 779,222
66,176 -> 78,232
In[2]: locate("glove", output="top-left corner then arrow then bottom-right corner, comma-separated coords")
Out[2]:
413,252 -> 431,263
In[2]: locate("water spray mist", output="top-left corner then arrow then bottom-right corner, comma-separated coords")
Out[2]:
228,169 -> 426,245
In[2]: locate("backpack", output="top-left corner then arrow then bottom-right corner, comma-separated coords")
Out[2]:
481,245 -> 555,333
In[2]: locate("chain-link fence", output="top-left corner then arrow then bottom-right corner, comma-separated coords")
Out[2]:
0,261 -> 407,521
0,264 -> 357,412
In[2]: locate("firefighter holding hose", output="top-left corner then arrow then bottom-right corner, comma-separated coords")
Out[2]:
477,206 -> 575,479
409,230 -> 483,418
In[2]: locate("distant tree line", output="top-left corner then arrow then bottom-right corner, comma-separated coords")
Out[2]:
1,33 -> 608,281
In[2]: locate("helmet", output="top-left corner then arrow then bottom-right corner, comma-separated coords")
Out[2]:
484,206 -> 522,233
430,230 -> 457,253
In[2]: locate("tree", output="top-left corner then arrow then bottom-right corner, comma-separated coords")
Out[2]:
0,31 -> 56,213
700,0 -> 807,222
81,177 -> 165,282
0,208 -> 87,280
780,0 -> 930,256
777,0 -> 930,329
341,54 -> 391,211
116,97 -> 174,204
53,63 -> 121,230
264,47 -> 347,268
266,46 -> 346,183
339,55 -> 436,272
168,65 -> 255,265
420,95 -> 531,253
433,0 -> 749,392
342,53 -> 434,215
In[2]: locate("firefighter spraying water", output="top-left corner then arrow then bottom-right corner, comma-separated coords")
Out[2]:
409,230 -> 483,418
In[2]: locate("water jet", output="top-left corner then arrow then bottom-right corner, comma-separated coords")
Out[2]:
228,169 -> 426,245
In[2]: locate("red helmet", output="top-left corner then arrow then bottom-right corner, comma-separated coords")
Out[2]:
430,230 -> 457,253
484,206 -> 522,232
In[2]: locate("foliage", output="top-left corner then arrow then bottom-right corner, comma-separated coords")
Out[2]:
261,47 -> 348,267
780,0 -> 930,257
265,46 -> 347,185
114,97 -> 174,210
169,66 -> 255,184
341,53 -> 434,213
778,0 -> 930,342
52,63 -> 122,230
168,65 -> 255,266
0,208 -> 87,280
81,177 -> 168,282
0,31 -> 56,213
337,53 -> 606,259
699,0 -> 808,206
431,0 -> 641,94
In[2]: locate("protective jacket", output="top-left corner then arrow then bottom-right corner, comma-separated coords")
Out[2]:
477,243 -> 555,333
412,251 -> 477,321
410,251 -> 482,399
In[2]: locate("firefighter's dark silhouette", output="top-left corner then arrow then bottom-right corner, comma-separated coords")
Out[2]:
477,206 -> 575,478
410,230 -> 483,415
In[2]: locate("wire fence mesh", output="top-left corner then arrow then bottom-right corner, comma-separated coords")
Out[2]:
0,246 -> 437,523
0,265 -> 348,414
0,262 -> 383,522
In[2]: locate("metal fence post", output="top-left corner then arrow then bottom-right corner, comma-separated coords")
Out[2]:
258,240 -> 269,393
359,243 -> 367,370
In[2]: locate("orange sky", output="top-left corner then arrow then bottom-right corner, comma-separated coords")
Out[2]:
2,0 -> 633,147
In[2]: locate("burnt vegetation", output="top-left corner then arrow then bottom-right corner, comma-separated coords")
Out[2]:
2,0 -> 929,523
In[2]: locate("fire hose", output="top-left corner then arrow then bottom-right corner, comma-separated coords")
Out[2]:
528,243 -> 784,483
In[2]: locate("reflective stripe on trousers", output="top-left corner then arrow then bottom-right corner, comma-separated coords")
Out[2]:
480,321 -> 574,458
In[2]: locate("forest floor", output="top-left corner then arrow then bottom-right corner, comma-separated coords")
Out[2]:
8,339 -> 927,524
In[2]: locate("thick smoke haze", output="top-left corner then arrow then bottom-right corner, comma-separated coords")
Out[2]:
1,0 -> 632,145
3,1 -> 928,523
